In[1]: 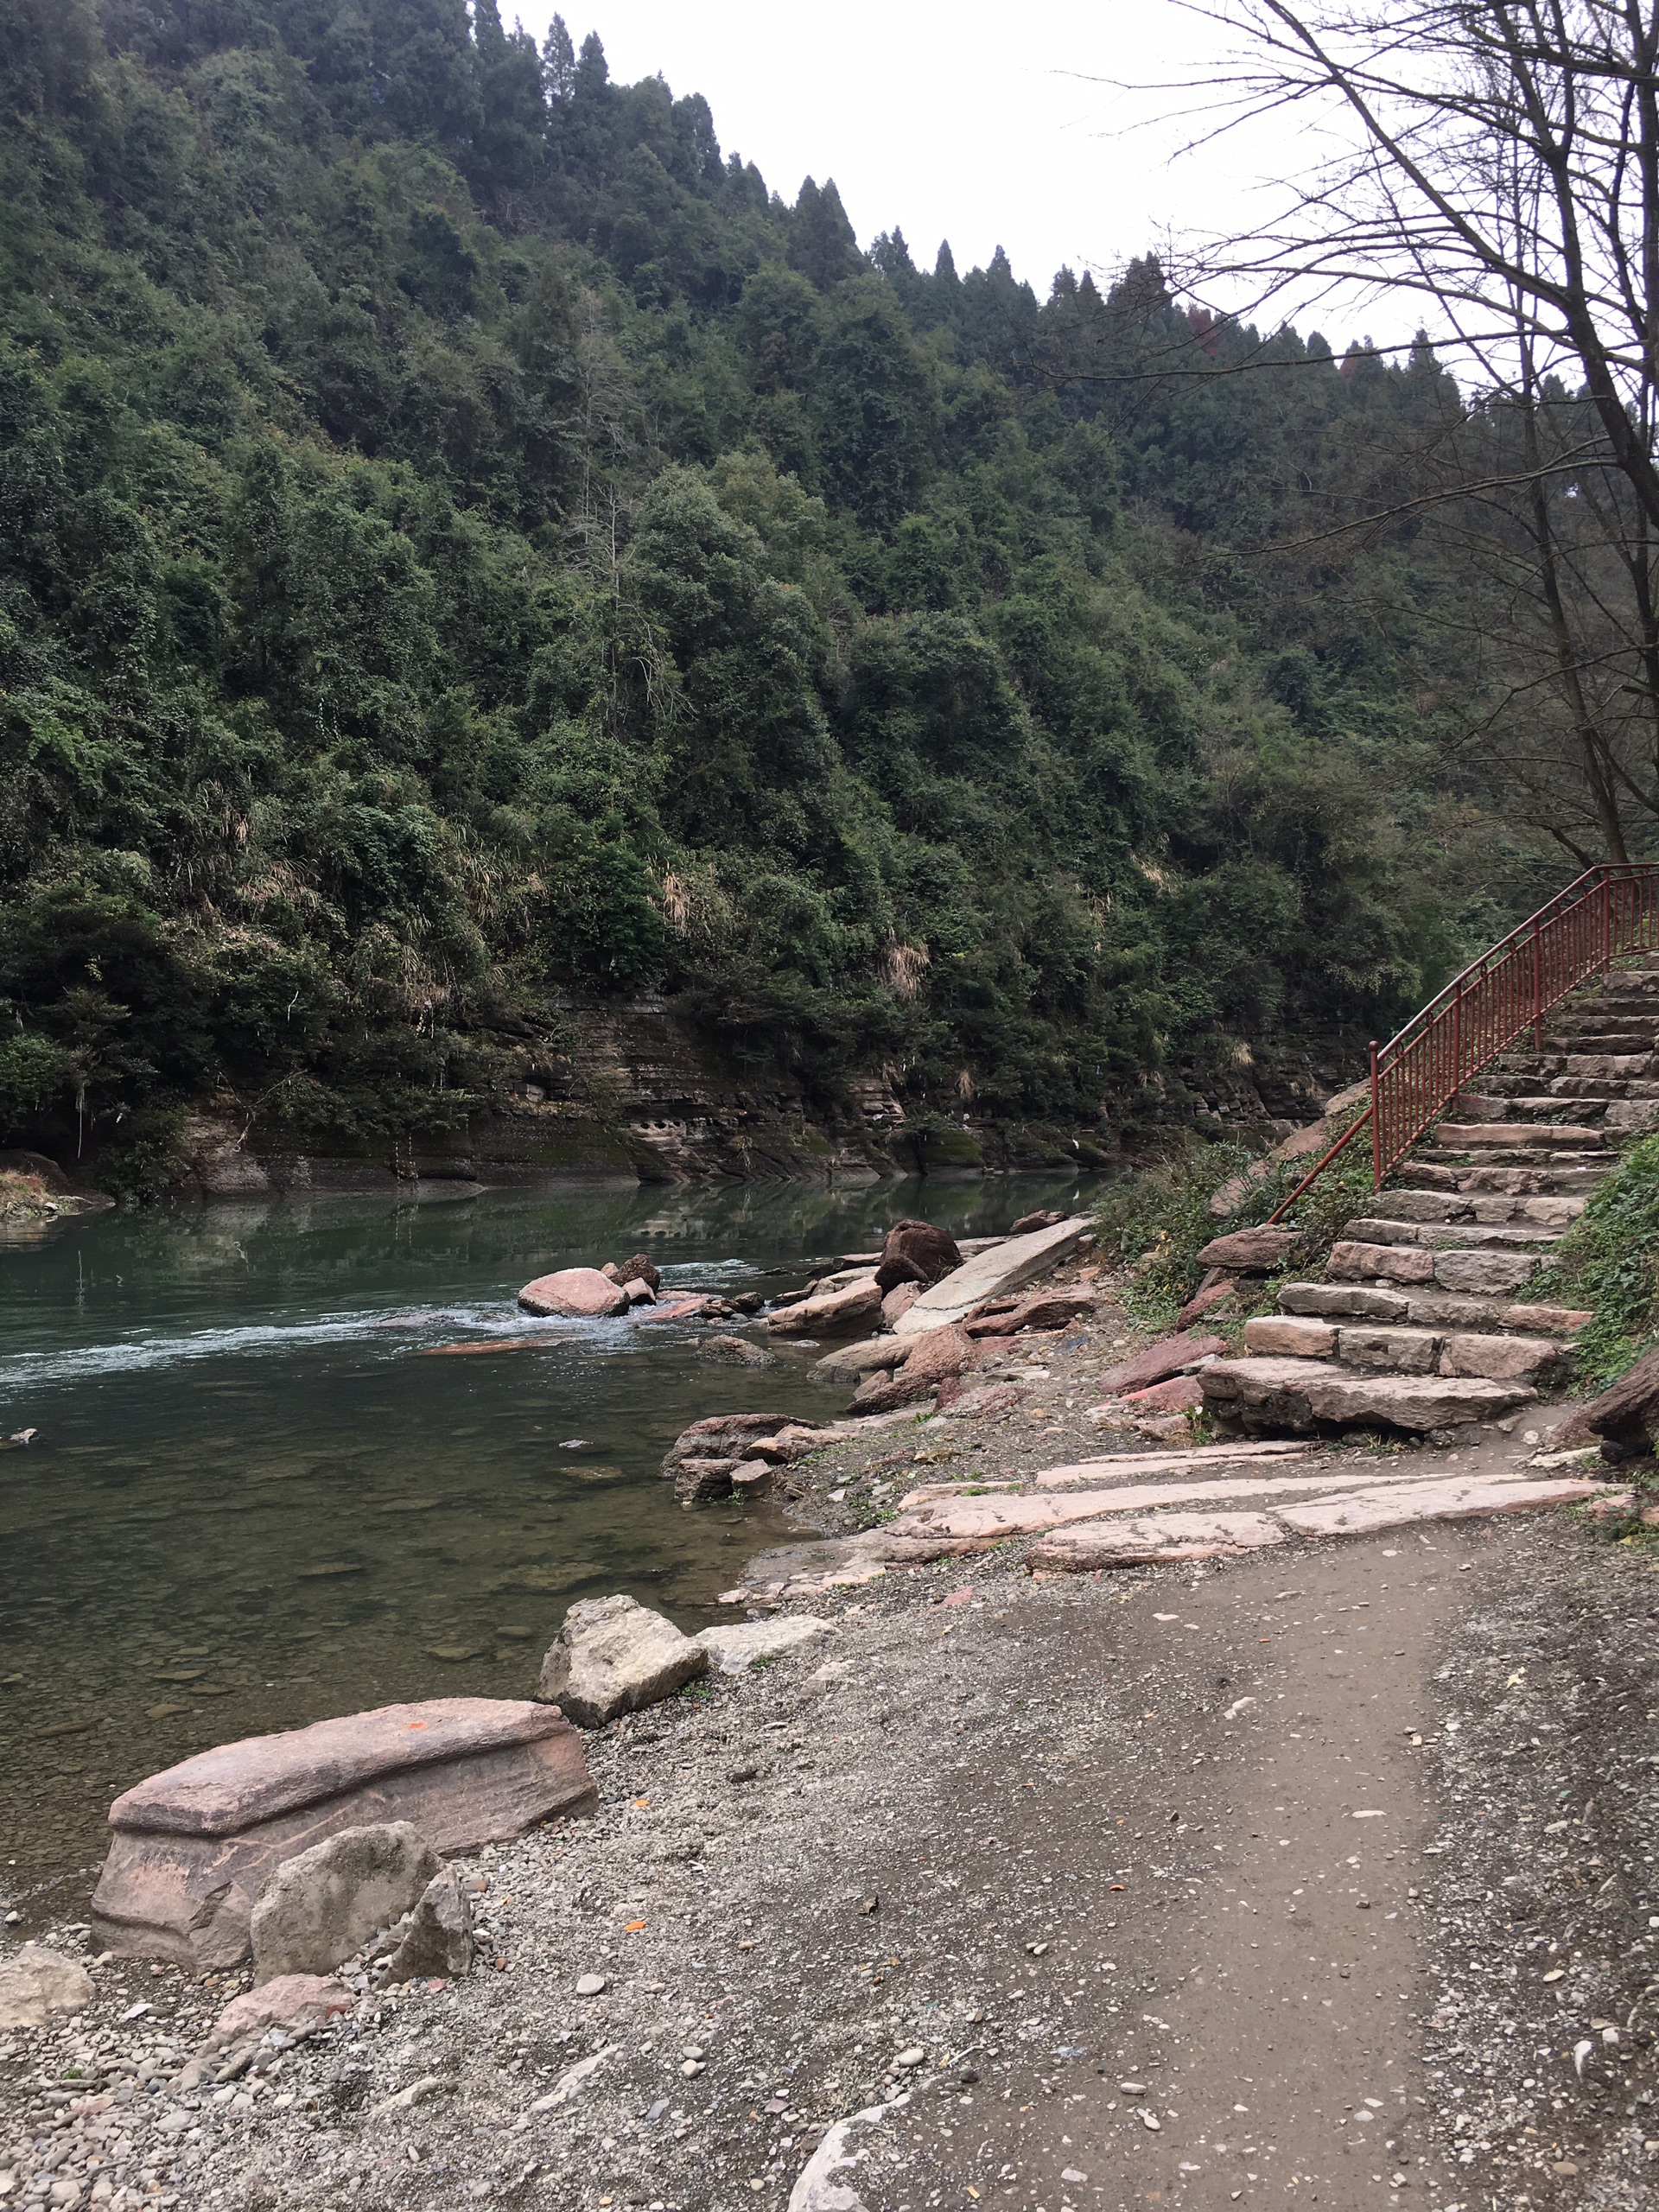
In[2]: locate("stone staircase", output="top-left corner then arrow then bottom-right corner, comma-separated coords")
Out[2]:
1201,958 -> 1659,1437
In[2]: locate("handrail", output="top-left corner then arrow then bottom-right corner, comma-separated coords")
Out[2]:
1268,862 -> 1659,1222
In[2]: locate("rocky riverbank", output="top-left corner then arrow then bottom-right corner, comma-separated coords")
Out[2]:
3,1247 -> 1656,2212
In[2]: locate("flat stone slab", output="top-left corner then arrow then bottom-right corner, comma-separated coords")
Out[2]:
889,1469 -> 1408,1541
92,1700 -> 595,1971
1429,1122 -> 1603,1148
893,1217 -> 1093,1336
1092,1330 -> 1229,1395
767,1279 -> 882,1337
695,1617 -> 834,1674
1029,1511 -> 1286,1572
1200,1357 -> 1534,1431
1033,1440 -> 1315,1487
1274,1475 -> 1605,1535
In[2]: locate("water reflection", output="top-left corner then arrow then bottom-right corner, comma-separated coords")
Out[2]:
0,1173 -> 1096,1894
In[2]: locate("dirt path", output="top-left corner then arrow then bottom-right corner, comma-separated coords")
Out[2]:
875,1533 -> 1477,2212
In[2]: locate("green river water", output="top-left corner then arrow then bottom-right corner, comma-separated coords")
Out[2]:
0,1173 -> 1096,1910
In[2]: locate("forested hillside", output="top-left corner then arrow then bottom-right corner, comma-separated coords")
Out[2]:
0,0 -> 1526,1192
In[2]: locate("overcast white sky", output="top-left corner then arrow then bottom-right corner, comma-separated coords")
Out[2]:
524,0 -> 1382,346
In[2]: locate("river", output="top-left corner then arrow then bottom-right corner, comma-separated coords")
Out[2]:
0,1172 -> 1098,1908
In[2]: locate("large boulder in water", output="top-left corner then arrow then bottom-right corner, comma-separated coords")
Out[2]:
518,1268 -> 630,1317
874,1220 -> 963,1293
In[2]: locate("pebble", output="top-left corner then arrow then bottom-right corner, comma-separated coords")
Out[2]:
894,2047 -> 925,2068
1138,2109 -> 1161,2131
575,1974 -> 607,1996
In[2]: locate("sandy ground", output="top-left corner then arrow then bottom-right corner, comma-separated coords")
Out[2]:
3,1323 -> 1657,2212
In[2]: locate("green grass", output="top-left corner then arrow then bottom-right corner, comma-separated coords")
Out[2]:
1095,1115 -> 1376,1335
1530,1134 -> 1659,1386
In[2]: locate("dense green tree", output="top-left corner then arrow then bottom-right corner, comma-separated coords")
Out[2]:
0,0 -> 1531,1191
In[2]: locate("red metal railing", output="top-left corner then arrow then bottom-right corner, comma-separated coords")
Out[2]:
1268,863 -> 1659,1221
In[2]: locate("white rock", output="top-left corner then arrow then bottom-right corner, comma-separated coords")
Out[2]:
695,1617 -> 833,1675
537,1593 -> 709,1726
787,2101 -> 894,2212
0,1944 -> 92,2029
575,1973 -> 607,1995
531,2044 -> 615,2109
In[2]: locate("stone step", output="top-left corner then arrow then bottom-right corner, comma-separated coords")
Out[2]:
1199,1355 -> 1535,1433
1325,1240 -> 1543,1295
1424,1144 -> 1618,1173
1544,1077 -> 1659,1099
1426,1121 -> 1605,1151
1452,1092 -> 1613,1122
1243,1313 -> 1570,1384
1541,1031 -> 1656,1052
1361,1189 -> 1583,1229
1338,1216 -> 1565,1251
1395,1160 -> 1611,1197
1277,1281 -> 1591,1336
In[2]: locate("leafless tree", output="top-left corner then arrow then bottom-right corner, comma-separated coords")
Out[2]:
1168,2 -> 1659,856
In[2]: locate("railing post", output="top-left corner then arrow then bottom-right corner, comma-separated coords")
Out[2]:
1532,918 -> 1543,1049
1370,1039 -> 1382,1190
1602,870 -> 1611,977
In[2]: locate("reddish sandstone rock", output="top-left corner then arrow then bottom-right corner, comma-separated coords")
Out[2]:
1195,1225 -> 1300,1273
517,1268 -> 630,1318
964,1290 -> 1096,1338
881,1280 -> 923,1327
1007,1209 -> 1065,1236
207,1974 -> 353,2049
766,1280 -> 883,1337
1094,1331 -> 1227,1395
1118,1374 -> 1205,1413
873,1220 -> 963,1293
1177,1280 -> 1236,1330
92,1700 -> 596,1971
852,1325 -> 978,1414
618,1252 -> 662,1293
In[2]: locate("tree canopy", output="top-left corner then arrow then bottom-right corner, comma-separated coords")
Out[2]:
0,0 -> 1541,1189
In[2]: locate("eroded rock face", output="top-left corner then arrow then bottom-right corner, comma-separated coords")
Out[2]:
517,1268 -> 631,1318
91,1698 -> 596,1970
873,1220 -> 963,1293
0,1944 -> 92,2030
535,1594 -> 708,1727
250,1821 -> 439,1985
385,1866 -> 474,1983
